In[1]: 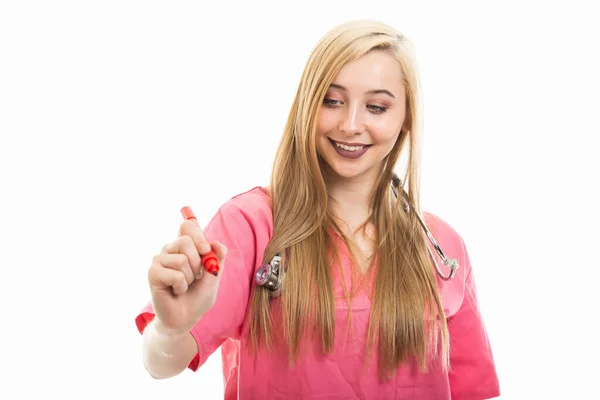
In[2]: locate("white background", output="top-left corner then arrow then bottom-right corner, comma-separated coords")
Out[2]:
1,1 -> 598,399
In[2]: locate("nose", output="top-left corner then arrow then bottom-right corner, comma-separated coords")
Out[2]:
338,102 -> 365,135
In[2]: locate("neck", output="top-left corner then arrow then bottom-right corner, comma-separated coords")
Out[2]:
325,171 -> 377,232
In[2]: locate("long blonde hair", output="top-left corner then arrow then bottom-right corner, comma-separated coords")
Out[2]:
248,20 -> 449,381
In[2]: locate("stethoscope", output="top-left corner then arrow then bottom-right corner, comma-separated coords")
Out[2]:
255,174 -> 459,297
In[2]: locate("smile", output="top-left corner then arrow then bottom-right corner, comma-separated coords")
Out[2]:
328,138 -> 372,159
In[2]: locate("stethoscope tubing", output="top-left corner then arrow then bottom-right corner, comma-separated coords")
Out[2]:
255,175 -> 459,296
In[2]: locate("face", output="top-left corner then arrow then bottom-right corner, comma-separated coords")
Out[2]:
316,50 -> 407,183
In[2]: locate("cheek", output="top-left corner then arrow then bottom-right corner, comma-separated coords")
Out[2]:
316,109 -> 336,136
371,126 -> 401,146
371,116 -> 403,143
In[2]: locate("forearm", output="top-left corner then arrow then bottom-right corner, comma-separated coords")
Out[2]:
142,318 -> 199,379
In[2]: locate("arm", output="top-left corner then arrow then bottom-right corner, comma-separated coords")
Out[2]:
135,196 -> 269,374
142,318 -> 198,379
448,237 -> 500,399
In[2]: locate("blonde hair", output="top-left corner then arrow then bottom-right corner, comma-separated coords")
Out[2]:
248,19 -> 449,381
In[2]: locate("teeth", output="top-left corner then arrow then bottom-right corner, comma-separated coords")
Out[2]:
335,142 -> 365,151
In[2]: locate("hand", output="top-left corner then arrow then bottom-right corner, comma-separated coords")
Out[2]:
147,217 -> 227,336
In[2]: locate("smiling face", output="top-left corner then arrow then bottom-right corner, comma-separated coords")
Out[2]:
316,50 -> 408,184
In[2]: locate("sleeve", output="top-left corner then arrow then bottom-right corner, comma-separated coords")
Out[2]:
134,201 -> 259,372
448,237 -> 500,399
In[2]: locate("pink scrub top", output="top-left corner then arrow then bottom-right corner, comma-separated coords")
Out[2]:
135,187 -> 500,399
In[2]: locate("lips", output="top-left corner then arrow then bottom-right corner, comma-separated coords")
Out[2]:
328,138 -> 372,159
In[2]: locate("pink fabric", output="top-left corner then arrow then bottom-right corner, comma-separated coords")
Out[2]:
136,187 -> 500,399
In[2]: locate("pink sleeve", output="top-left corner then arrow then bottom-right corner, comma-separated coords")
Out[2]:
135,199 -> 267,371
448,238 -> 500,399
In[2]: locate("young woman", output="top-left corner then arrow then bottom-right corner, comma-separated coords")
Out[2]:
136,20 -> 500,399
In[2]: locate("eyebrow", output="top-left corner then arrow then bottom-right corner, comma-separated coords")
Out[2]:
329,83 -> 396,99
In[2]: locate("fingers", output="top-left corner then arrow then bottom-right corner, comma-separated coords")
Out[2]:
192,241 -> 227,283
160,236 -> 202,284
151,240 -> 228,296
150,206 -> 228,297
178,219 -> 211,255
156,253 -> 194,285
179,206 -> 211,255
148,263 -> 188,295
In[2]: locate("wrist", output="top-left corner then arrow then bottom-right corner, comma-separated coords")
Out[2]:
152,318 -> 191,340
144,319 -> 191,362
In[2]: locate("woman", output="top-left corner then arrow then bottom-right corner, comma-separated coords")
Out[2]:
136,20 -> 500,399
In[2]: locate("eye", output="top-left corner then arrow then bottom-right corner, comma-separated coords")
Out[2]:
323,98 -> 342,107
367,104 -> 387,114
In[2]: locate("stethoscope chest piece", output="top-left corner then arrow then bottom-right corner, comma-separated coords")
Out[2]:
255,254 -> 283,297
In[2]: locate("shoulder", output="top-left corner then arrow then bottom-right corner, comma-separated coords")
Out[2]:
422,210 -> 465,253
224,186 -> 272,219
422,210 -> 470,274
228,186 -> 272,210
422,210 -> 474,315
208,186 -> 273,235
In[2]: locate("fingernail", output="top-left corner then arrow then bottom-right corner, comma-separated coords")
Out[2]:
201,244 -> 211,253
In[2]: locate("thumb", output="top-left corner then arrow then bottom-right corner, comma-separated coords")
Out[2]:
188,241 -> 227,294
211,240 -> 227,264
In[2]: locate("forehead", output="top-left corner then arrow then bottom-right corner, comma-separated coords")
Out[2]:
331,50 -> 404,93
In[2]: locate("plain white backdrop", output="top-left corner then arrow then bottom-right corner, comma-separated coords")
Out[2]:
1,1 -> 598,399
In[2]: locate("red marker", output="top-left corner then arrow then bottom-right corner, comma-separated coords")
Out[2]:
180,206 -> 219,276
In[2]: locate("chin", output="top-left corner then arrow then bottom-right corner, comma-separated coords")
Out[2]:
326,162 -> 369,181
